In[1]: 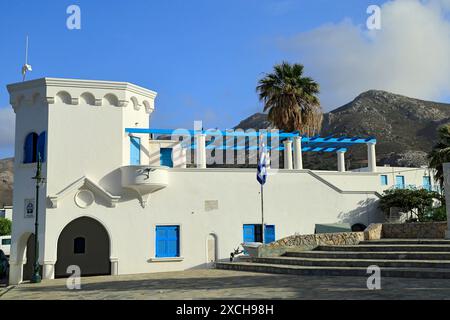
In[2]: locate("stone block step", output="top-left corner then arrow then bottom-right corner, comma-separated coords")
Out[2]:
316,244 -> 450,252
359,239 -> 450,245
215,262 -> 450,279
239,256 -> 450,269
284,250 -> 450,260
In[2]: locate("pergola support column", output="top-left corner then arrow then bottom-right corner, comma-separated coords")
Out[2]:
283,140 -> 293,170
337,150 -> 346,172
367,142 -> 377,172
195,134 -> 206,169
293,136 -> 303,170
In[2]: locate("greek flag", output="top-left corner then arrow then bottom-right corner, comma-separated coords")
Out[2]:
257,142 -> 268,185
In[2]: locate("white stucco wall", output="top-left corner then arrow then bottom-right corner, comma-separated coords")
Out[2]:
41,168 -> 383,276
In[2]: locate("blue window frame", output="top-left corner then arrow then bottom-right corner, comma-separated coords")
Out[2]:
380,175 -> 388,186
160,148 -> 173,167
24,133 -> 38,164
130,136 -> 141,165
37,131 -> 46,162
264,225 -> 275,243
423,176 -> 432,191
243,224 -> 275,244
395,175 -> 405,189
155,225 -> 180,258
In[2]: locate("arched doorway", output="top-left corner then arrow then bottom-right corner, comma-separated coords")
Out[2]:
207,234 -> 217,266
55,217 -> 110,278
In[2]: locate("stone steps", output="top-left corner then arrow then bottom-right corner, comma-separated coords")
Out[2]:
317,244 -> 450,252
216,239 -> 450,278
359,239 -> 450,245
215,262 -> 450,279
284,250 -> 450,260
239,256 -> 450,269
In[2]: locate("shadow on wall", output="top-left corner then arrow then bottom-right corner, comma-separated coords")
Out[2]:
98,168 -> 160,205
98,168 -> 122,196
337,198 -> 383,228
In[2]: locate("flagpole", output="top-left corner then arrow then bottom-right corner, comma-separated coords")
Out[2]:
257,133 -> 267,245
261,184 -> 265,244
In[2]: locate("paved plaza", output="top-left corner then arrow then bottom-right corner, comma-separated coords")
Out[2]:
1,269 -> 450,300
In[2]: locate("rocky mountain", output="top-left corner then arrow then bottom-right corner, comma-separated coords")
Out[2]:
235,90 -> 450,169
234,113 -> 272,130
0,158 -> 13,207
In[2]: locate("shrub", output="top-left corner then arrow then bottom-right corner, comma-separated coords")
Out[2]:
0,218 -> 11,236
379,188 -> 443,222
423,206 -> 447,222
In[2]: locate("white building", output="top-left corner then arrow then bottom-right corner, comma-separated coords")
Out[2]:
6,78 -> 436,284
0,206 -> 13,221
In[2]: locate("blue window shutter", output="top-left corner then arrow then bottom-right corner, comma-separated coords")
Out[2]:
395,176 -> 405,189
380,175 -> 388,186
130,136 -> 141,165
167,226 -> 179,257
155,227 -> 165,257
264,225 -> 275,244
37,132 -> 46,162
156,226 -> 179,258
160,148 -> 173,167
243,225 -> 255,243
24,133 -> 38,164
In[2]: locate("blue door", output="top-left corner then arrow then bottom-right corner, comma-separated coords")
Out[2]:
380,175 -> 388,186
264,225 -> 275,244
130,136 -> 141,165
395,175 -> 405,189
37,131 -> 46,162
160,148 -> 173,167
423,176 -> 431,191
24,133 -> 38,164
155,226 -> 180,258
243,225 -> 255,243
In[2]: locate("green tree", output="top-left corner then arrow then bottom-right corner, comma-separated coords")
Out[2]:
428,124 -> 450,189
379,188 -> 442,222
256,62 -> 322,136
0,218 -> 11,236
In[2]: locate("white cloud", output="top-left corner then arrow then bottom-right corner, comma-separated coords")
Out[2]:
280,0 -> 450,110
0,106 -> 15,149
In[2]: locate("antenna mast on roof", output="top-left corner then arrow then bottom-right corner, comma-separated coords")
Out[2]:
21,36 -> 32,81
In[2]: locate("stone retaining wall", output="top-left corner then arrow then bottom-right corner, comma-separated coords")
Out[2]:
381,222 -> 447,239
257,231 -> 365,257
254,222 -> 448,257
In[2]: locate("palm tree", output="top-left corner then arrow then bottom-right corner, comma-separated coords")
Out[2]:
428,124 -> 450,188
256,62 -> 322,135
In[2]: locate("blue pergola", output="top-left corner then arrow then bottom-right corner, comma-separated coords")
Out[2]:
125,128 -> 376,153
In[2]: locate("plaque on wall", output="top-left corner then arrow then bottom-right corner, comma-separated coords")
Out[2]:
204,200 -> 219,212
24,199 -> 35,218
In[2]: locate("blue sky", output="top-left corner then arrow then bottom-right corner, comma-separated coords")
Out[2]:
0,0 -> 449,159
